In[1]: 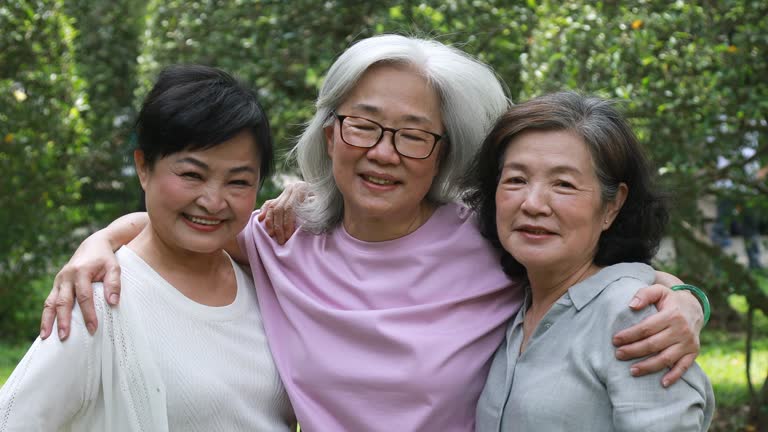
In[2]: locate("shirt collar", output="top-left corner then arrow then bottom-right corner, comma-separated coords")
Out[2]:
561,263 -> 656,311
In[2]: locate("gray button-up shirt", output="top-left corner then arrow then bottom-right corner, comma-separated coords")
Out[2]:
476,263 -> 714,431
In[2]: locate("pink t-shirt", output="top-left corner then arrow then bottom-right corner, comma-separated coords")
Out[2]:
238,202 -> 523,431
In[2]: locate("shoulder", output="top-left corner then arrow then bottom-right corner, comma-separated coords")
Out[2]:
437,201 -> 477,224
403,203 -> 498,261
233,260 -> 257,299
578,263 -> 658,333
239,209 -> 262,241
427,202 -> 485,240
600,263 -> 656,334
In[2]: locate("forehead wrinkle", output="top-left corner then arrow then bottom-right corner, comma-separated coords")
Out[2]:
502,160 -> 586,177
347,102 -> 434,126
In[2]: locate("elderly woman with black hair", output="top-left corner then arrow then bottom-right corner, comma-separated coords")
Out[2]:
0,65 -> 295,430
469,92 -> 714,431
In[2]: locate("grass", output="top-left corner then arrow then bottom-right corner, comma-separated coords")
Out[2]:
700,330 -> 768,405
0,342 -> 30,387
698,328 -> 767,430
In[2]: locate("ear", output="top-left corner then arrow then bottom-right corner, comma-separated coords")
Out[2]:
432,137 -> 448,177
134,150 -> 150,191
603,182 -> 628,231
324,123 -> 335,158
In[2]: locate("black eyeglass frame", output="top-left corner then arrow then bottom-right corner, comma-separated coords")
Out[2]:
330,111 -> 445,160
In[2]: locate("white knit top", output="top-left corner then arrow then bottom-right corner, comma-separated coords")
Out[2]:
0,247 -> 294,432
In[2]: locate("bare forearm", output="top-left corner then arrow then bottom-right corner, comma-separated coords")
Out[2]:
101,212 -> 148,251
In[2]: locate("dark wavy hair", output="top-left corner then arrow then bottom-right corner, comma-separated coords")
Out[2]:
136,64 -> 273,187
463,91 -> 668,279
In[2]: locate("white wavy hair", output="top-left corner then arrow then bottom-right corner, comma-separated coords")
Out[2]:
293,34 -> 510,232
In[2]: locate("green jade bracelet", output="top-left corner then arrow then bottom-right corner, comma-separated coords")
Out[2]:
671,284 -> 711,326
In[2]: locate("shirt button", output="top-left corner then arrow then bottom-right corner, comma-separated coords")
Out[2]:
543,322 -> 552,329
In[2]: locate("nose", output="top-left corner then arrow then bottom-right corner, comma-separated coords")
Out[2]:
366,130 -> 400,164
520,184 -> 552,216
196,184 -> 227,214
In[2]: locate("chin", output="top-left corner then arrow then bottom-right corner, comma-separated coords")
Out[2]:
179,239 -> 228,255
510,253 -> 552,270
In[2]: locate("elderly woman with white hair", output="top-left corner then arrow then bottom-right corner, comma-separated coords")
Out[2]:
41,35 -> 706,431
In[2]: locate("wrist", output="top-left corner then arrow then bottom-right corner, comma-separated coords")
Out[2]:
671,284 -> 710,327
103,212 -> 148,251
93,225 -> 123,252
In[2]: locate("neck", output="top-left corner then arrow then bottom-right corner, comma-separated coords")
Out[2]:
126,224 -> 237,306
526,259 -> 600,315
343,202 -> 436,242
127,224 -> 230,284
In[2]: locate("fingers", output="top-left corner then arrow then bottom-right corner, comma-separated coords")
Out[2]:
54,280 -> 75,341
257,203 -> 268,221
615,303 -> 699,385
627,284 -> 667,310
653,270 -> 683,288
259,198 -> 292,244
627,343 -> 678,377
75,273 -> 98,335
261,200 -> 276,237
257,199 -> 274,223
285,209 -> 296,240
661,353 -> 697,387
615,318 -> 675,361
271,200 -> 286,244
40,287 -> 59,339
103,265 -> 122,306
628,342 -> 695,384
614,306 -> 674,347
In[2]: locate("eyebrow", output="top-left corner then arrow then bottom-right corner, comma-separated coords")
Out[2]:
348,103 -> 434,126
175,157 -> 258,175
502,161 -> 584,176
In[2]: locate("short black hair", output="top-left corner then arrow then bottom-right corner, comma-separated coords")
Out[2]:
464,91 -> 668,279
135,64 -> 273,186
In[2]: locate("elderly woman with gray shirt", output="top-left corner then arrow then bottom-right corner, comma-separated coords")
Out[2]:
467,92 -> 714,431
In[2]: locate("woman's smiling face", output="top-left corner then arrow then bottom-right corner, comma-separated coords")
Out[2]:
325,63 -> 445,230
495,129 -> 624,274
136,130 -> 261,254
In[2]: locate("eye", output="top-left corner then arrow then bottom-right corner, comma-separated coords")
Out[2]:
400,133 -> 428,144
352,125 -> 377,131
506,176 -> 526,184
555,180 -> 575,189
181,172 -> 203,180
229,179 -> 254,187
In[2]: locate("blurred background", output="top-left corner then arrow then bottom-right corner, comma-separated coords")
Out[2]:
1,1 -> 766,429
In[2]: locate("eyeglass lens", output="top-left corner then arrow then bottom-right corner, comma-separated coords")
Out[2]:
340,116 -> 435,159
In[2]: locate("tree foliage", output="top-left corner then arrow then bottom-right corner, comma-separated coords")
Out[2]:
132,0 -> 533,168
0,0 -> 89,340
63,0 -> 147,223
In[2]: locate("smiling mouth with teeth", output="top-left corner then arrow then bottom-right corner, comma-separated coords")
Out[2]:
185,215 -> 222,226
363,175 -> 396,185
